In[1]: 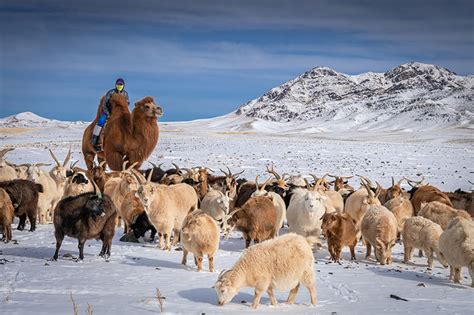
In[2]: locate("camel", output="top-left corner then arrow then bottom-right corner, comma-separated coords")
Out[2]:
82,94 -> 163,171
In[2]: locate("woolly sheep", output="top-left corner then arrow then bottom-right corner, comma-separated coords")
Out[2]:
402,216 -> 448,269
181,210 -> 220,272
438,217 -> 474,287
214,233 -> 317,308
419,201 -> 471,230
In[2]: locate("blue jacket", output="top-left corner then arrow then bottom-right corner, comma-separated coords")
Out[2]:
103,88 -> 129,116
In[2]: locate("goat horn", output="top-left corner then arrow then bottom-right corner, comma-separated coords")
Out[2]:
232,170 -> 244,178
148,161 -> 157,168
304,178 -> 311,190
255,175 -> 260,191
70,160 -> 79,169
327,173 -> 337,178
63,146 -> 72,167
126,161 -> 139,171
375,181 -> 383,199
99,160 -> 107,168
48,149 -> 61,166
146,168 -> 153,184
261,177 -> 272,191
219,168 -> 230,177
122,160 -> 129,171
266,164 -> 281,180
131,169 -> 147,185
226,166 -> 232,177
341,175 -> 353,179
205,167 -> 215,173
0,147 -> 14,159
172,162 -> 180,170
391,177 -> 395,186
90,178 -> 102,198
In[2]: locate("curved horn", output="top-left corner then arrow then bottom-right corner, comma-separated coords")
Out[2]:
232,170 -> 244,178
261,177 -> 273,191
375,181 -> 383,199
304,178 -> 311,190
226,166 -> 232,177
70,160 -> 79,169
266,164 -> 281,180
172,162 -> 180,171
146,168 -> 153,184
48,149 -> 61,167
99,160 -> 107,168
90,178 -> 102,198
391,176 -> 395,186
122,160 -> 129,171
0,147 -> 15,159
255,175 -> 260,191
219,167 -> 230,177
126,161 -> 139,171
63,146 -> 72,167
341,175 -> 353,180
148,161 -> 158,168
131,169 -> 147,184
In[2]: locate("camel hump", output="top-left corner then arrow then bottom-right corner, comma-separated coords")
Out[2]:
110,93 -> 129,108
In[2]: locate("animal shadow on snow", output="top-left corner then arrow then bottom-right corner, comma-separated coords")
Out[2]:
1,246 -> 83,261
122,255 -> 186,270
179,287 -> 269,306
366,265 -> 468,289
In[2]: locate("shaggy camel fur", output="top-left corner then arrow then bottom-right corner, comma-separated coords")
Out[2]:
82,94 -> 163,171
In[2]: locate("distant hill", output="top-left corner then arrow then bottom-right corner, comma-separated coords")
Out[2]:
0,112 -> 87,128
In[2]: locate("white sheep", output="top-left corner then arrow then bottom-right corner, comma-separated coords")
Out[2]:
180,210 -> 220,272
360,181 -> 397,265
287,180 -> 327,239
251,176 -> 286,236
438,217 -> 474,287
402,216 -> 448,269
26,163 -> 58,224
137,170 -> 198,250
419,201 -> 471,230
214,233 -> 317,308
200,189 -> 230,222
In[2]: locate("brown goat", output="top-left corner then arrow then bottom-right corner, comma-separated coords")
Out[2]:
0,179 -> 43,231
53,192 -> 117,260
82,94 -> 163,171
231,196 -> 277,248
0,187 -> 14,242
409,185 -> 453,215
321,212 -> 358,262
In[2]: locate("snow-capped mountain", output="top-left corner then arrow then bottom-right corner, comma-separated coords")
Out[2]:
233,62 -> 473,131
0,112 -> 86,128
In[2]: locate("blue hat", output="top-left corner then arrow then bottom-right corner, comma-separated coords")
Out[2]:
116,78 -> 125,85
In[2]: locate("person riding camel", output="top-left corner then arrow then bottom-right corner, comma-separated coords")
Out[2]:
89,78 -> 130,151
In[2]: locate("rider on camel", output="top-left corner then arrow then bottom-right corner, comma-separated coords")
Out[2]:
89,78 -> 129,151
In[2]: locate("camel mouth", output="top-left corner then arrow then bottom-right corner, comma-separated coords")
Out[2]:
154,106 -> 164,118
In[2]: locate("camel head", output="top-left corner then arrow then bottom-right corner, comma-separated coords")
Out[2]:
134,96 -> 163,119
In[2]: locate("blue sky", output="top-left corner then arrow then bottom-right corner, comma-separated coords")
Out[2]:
1,0 -> 473,121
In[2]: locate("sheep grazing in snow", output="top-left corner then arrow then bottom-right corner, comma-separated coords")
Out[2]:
402,216 -> 448,269
180,210 -> 220,272
200,189 -> 230,222
136,169 -> 198,250
321,212 -> 359,262
287,179 -> 327,239
419,201 -> 471,230
0,179 -> 43,231
251,176 -> 286,236
360,180 -> 397,265
438,217 -> 474,287
214,233 -> 317,309
0,187 -> 14,242
230,195 -> 277,248
52,184 -> 117,261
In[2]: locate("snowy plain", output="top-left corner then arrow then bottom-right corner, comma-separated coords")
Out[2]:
0,115 -> 473,314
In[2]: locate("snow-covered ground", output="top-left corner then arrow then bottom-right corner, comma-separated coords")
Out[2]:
0,122 -> 473,314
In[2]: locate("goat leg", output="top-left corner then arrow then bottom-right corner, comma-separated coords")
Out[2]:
53,230 -> 64,260
78,239 -> 85,260
17,213 -> 26,231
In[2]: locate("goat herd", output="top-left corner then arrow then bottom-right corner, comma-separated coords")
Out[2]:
0,147 -> 473,309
